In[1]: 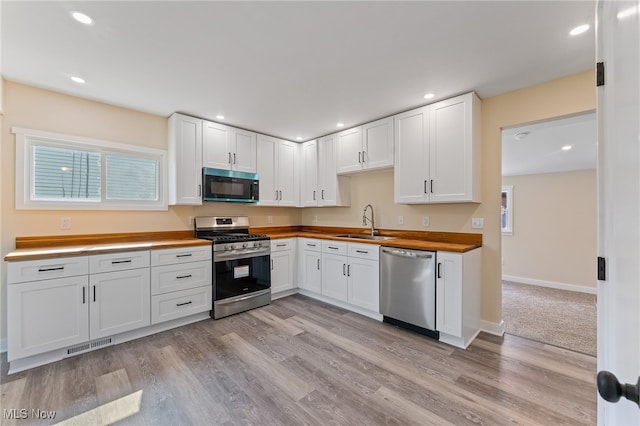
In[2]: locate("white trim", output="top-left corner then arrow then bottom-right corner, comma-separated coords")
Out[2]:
502,274 -> 597,294
0,337 -> 7,353
480,319 -> 505,336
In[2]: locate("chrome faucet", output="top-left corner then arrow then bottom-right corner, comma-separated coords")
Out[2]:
362,204 -> 376,236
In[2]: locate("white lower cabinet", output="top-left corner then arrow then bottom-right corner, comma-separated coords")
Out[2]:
270,239 -> 297,297
150,246 -> 212,324
89,268 -> 151,339
319,241 -> 380,315
298,238 -> 322,293
436,249 -> 481,349
7,275 -> 89,361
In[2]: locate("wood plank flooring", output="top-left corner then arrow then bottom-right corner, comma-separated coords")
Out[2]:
0,294 -> 597,425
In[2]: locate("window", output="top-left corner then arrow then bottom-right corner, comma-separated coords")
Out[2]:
501,185 -> 513,235
14,127 -> 167,210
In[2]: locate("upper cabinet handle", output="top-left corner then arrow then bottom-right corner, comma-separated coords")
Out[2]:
233,153 -> 237,164
362,151 -> 366,162
228,152 -> 232,164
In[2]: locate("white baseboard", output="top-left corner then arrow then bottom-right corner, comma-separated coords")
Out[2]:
502,274 -> 596,295
480,320 -> 505,336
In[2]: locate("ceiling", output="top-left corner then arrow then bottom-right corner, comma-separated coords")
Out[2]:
2,1 -> 595,142
502,112 -> 596,176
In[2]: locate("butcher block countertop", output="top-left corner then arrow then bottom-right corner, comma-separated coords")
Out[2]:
4,231 -> 211,262
251,226 -> 482,253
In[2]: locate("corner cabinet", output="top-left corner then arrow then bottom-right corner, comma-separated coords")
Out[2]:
257,135 -> 299,206
336,117 -> 394,175
300,136 -> 351,207
202,120 -> 257,173
394,92 -> 481,204
168,113 -> 203,205
436,249 -> 481,349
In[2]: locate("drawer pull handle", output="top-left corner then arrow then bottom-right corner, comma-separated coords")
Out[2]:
176,274 -> 192,279
38,266 -> 64,272
176,254 -> 193,258
307,243 -> 316,247
177,301 -> 193,307
355,250 -> 369,254
328,246 -> 339,250
112,259 -> 132,264
276,243 -> 287,247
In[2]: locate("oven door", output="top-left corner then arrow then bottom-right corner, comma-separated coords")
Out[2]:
214,254 -> 271,301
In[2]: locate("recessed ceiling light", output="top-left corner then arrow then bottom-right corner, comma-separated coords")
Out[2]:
296,137 -> 303,141
423,93 -> 435,99
70,76 -> 85,84
514,132 -> 529,140
71,11 -> 93,25
561,145 -> 573,151
216,115 -> 225,120
569,24 -> 590,36
617,6 -> 638,20
336,123 -> 345,128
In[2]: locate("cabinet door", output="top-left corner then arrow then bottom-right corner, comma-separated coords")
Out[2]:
321,253 -> 348,302
435,252 -> 463,337
429,94 -> 474,203
271,251 -> 294,294
300,250 -> 322,293
300,140 -> 319,207
318,134 -> 348,206
347,257 -> 379,313
89,268 -> 151,339
336,126 -> 363,174
257,134 -> 277,205
7,276 -> 89,361
362,117 -> 394,171
277,140 -> 299,206
202,120 -> 232,170
231,128 -> 257,173
168,113 -> 203,205
394,106 -> 430,204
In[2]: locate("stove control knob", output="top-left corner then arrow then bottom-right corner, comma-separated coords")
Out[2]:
242,243 -> 247,248
226,245 -> 233,251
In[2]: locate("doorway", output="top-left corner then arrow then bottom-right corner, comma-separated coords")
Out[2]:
500,112 -> 597,355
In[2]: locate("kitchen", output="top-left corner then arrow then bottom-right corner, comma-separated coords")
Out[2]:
1,1 -> 637,424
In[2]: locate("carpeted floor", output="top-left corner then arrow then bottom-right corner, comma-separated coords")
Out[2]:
502,281 -> 597,356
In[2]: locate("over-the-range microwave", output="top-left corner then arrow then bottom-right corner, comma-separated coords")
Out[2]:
202,167 -> 259,203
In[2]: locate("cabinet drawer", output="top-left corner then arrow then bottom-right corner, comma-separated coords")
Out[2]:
300,238 -> 321,252
151,245 -> 211,266
271,239 -> 292,252
89,251 -> 150,274
151,286 -> 212,324
348,243 -> 380,261
322,241 -> 347,255
151,261 -> 212,295
7,256 -> 89,284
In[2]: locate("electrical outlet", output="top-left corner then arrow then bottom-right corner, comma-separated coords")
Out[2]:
189,216 -> 195,225
313,215 -> 318,223
422,216 -> 430,227
398,215 -> 404,225
471,217 -> 484,229
268,215 -> 273,224
60,217 -> 71,230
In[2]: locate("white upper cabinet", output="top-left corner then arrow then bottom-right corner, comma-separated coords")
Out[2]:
168,113 -> 203,206
394,92 -> 481,204
301,135 -> 351,207
202,120 -> 257,173
257,134 -> 298,206
336,117 -> 394,175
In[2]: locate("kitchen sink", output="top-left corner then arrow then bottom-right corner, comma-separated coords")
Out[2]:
335,234 -> 397,241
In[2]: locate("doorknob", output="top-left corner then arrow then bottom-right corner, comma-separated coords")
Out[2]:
597,371 -> 640,408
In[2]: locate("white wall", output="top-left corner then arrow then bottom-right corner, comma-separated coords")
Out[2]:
502,169 -> 597,290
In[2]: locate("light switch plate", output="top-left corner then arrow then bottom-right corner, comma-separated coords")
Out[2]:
60,217 -> 71,230
268,216 -> 273,224
471,217 -> 484,229
398,215 -> 404,225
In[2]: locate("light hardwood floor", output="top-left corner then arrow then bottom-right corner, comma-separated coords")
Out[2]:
1,294 -> 597,425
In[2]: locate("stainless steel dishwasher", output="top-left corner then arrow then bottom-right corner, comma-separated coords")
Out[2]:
380,246 -> 438,339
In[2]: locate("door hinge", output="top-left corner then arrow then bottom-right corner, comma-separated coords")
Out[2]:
597,62 -> 605,87
598,256 -> 606,281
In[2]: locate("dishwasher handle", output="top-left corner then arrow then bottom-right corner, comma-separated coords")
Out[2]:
381,247 -> 433,259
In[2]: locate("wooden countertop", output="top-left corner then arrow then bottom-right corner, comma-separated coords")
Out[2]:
253,226 -> 482,253
4,231 -> 211,262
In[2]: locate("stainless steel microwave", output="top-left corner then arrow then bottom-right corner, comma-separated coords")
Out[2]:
202,168 -> 259,203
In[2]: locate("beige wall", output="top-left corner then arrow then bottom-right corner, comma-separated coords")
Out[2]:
502,169 -> 596,289
0,80 -> 301,345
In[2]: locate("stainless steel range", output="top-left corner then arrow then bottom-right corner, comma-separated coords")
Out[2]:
194,216 -> 271,319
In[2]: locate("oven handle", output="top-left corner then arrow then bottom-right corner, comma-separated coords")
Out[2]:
216,289 -> 271,305
213,249 -> 271,261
